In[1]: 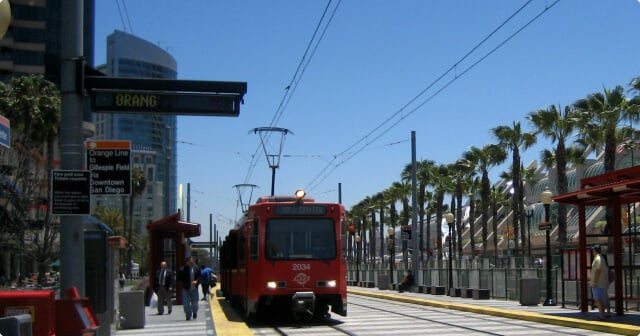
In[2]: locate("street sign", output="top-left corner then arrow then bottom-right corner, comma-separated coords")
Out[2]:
0,114 -> 9,148
90,90 -> 239,116
539,221 -> 552,231
51,170 -> 90,215
86,140 -> 131,195
401,225 -> 412,240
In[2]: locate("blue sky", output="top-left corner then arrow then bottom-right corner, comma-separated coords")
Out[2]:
94,1 -> 640,240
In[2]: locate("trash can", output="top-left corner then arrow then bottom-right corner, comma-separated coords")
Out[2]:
118,291 -> 145,329
377,274 -> 389,290
519,278 -> 540,306
0,314 -> 32,336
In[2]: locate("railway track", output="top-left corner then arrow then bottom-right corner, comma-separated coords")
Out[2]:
247,294 -> 620,336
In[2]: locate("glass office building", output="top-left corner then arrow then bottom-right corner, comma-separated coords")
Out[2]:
93,30 -> 178,230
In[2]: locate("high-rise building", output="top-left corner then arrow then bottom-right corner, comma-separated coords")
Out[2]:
93,30 -> 178,232
0,0 -> 96,134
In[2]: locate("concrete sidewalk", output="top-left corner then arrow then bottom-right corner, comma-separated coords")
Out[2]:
348,286 -> 640,336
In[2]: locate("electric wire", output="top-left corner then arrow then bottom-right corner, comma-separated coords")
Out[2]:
242,1 -> 341,186
305,0 -> 561,193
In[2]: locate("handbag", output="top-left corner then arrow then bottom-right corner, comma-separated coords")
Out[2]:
608,268 -> 615,286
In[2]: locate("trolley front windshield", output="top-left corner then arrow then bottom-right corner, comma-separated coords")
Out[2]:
265,218 -> 336,260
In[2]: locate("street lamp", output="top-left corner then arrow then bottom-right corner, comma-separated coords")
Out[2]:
540,187 -> 556,306
445,212 -> 455,295
388,228 -> 395,284
525,204 -> 534,259
355,234 -> 361,286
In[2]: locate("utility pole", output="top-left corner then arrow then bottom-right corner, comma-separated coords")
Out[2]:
59,0 -> 85,296
410,131 -> 419,277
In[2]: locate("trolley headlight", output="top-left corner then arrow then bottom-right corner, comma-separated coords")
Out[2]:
267,281 -> 286,289
317,280 -> 337,288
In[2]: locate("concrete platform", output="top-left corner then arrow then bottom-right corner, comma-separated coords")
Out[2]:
349,286 -> 640,336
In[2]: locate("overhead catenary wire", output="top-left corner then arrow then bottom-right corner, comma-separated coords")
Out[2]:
304,0 -> 561,193
242,0 -> 341,186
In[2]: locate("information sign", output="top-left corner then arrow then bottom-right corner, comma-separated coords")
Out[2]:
539,221 -> 552,231
51,170 -> 90,215
86,140 -> 131,195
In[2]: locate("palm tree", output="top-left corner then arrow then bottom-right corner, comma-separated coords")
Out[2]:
464,177 -> 481,255
527,105 -> 579,248
452,160 -> 473,256
575,86 -> 634,235
389,180 -> 411,264
93,206 -> 125,235
489,186 -> 510,258
493,121 -> 536,255
126,167 -> 147,278
404,159 -> 436,261
574,85 -> 633,172
372,192 -> 386,262
462,144 -> 506,255
432,164 -> 452,259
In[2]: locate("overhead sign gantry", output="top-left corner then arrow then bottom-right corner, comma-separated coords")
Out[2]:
84,76 -> 247,116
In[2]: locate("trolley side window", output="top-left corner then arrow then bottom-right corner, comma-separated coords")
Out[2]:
265,218 -> 336,260
250,218 -> 259,260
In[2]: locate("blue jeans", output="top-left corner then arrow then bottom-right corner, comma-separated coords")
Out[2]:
182,286 -> 199,318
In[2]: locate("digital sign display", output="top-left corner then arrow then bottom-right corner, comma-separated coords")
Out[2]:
275,205 -> 327,216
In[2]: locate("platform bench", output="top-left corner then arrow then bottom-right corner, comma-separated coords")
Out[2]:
431,286 -> 446,295
472,288 -> 490,300
461,288 -> 473,298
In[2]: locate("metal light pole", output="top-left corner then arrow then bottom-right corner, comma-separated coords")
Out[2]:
388,228 -> 395,285
541,187 -> 556,306
355,234 -> 361,286
525,204 -> 534,259
445,212 -> 455,294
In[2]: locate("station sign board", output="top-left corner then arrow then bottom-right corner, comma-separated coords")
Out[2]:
86,140 -> 131,195
51,170 -> 90,215
401,225 -> 412,240
91,90 -> 239,116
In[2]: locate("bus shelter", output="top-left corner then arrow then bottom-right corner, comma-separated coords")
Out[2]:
147,213 -> 201,305
553,165 -> 640,316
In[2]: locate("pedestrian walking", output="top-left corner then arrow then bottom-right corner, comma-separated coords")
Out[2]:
178,256 -> 201,321
398,270 -> 415,293
154,261 -> 173,315
199,265 -> 213,301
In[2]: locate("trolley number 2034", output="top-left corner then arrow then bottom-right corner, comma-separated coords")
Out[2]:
292,264 -> 311,271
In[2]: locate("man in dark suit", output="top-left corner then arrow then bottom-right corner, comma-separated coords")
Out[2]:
178,256 -> 201,320
154,261 -> 173,315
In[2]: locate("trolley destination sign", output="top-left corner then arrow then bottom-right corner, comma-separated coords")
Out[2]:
86,140 -> 131,195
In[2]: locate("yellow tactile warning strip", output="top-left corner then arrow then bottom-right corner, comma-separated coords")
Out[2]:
349,288 -> 640,336
210,285 -> 254,336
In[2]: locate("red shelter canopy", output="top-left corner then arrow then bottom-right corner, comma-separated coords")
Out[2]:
147,213 -> 201,305
553,165 -> 640,316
